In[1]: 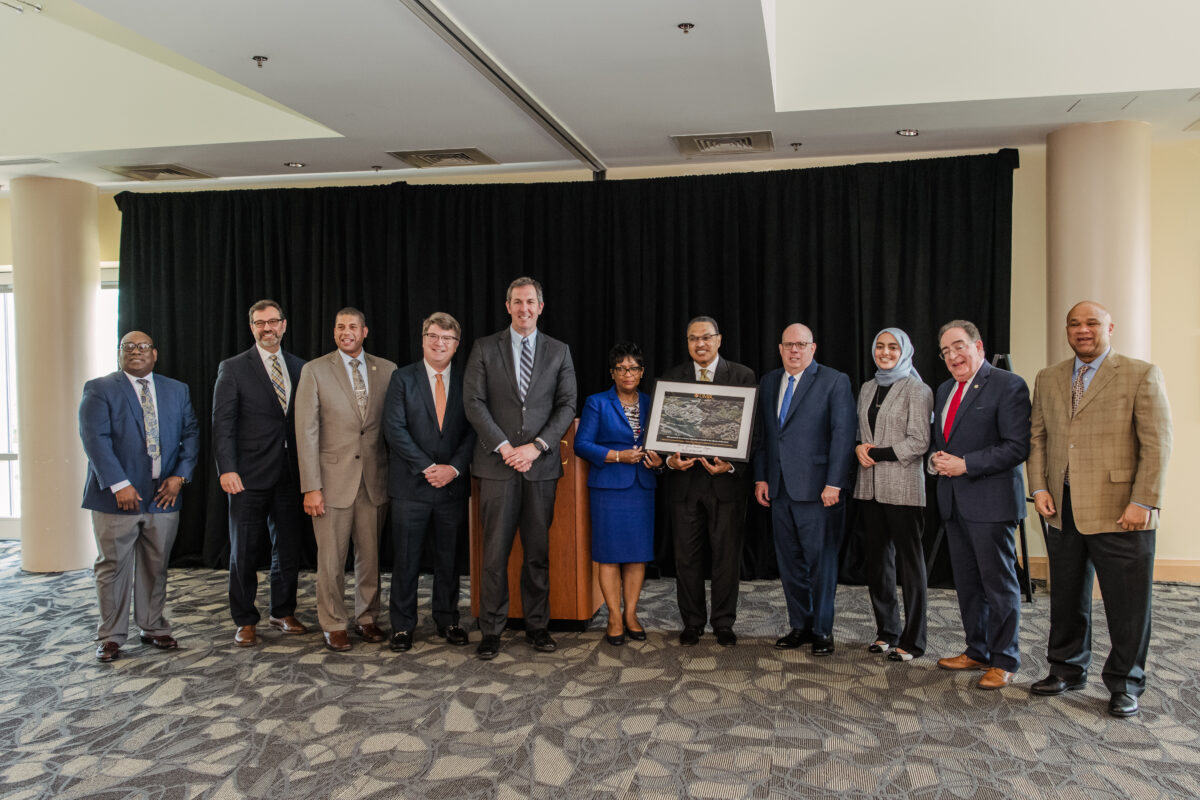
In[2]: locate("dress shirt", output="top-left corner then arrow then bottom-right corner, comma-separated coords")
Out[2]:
256,343 -> 291,406
339,348 -> 369,392
939,364 -> 982,428
1073,348 -> 1110,391
776,367 -> 806,417
111,371 -> 159,492
693,355 -> 720,382
423,360 -> 459,478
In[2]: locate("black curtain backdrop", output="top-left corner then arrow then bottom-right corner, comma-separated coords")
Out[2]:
115,149 -> 1018,581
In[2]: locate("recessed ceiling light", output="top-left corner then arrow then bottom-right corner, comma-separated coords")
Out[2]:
284,162 -> 306,168
678,22 -> 694,34
896,129 -> 919,137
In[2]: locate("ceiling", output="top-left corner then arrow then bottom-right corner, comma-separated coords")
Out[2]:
1,0 -> 1198,194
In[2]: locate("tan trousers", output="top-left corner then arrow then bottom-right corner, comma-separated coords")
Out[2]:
313,476 -> 385,632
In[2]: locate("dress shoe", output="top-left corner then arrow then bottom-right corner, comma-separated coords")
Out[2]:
1030,674 -> 1087,696
476,634 -> 501,660
811,635 -> 835,656
389,631 -> 413,652
887,648 -> 915,662
775,629 -> 812,649
95,641 -> 120,662
234,625 -> 257,647
679,627 -> 702,647
268,616 -> 308,635
624,617 -> 647,641
323,630 -> 352,652
605,632 -> 626,646
139,634 -> 178,650
526,629 -> 557,652
868,641 -> 891,654
978,667 -> 1015,690
437,625 -> 470,646
352,622 -> 386,643
937,653 -> 988,671
715,627 -> 737,647
1109,692 -> 1139,718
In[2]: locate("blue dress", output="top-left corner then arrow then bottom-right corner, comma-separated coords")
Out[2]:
574,387 -> 657,564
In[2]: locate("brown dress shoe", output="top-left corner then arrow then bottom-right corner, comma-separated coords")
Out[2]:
352,622 -> 386,643
268,616 -> 308,634
978,667 -> 1015,690
234,625 -> 257,647
96,641 -> 120,662
937,653 -> 989,671
138,634 -> 178,650
324,630 -> 353,652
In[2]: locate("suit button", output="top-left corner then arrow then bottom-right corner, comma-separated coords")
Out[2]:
355,455 -> 360,459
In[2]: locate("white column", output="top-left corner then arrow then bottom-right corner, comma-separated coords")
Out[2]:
1046,120 -> 1152,361
11,177 -> 99,572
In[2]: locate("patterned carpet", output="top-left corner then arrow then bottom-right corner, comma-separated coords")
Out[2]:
2,539 -> 1199,800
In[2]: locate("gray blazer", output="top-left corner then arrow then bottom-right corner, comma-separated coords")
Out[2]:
853,375 -> 933,507
463,327 -> 578,482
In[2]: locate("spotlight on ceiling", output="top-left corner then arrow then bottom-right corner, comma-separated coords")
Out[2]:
896,129 -> 919,137
283,162 -> 306,168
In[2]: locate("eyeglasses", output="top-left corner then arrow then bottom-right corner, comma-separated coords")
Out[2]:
423,333 -> 459,344
780,341 -> 811,351
612,365 -> 644,375
939,341 -> 973,360
687,333 -> 719,344
250,318 -> 284,330
119,342 -> 154,353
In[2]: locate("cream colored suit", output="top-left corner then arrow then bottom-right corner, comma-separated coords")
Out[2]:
1028,352 -> 1171,534
296,350 -> 398,632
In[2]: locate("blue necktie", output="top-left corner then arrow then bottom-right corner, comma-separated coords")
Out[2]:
779,374 -> 796,427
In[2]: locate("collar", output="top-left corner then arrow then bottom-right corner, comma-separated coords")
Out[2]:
1074,347 -> 1110,375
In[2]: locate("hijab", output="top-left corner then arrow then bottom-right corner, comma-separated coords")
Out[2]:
872,327 -> 920,387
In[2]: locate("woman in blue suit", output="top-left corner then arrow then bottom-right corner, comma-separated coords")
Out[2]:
575,342 -> 664,646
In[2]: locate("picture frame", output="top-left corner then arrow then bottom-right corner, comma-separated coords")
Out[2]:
644,380 -> 758,462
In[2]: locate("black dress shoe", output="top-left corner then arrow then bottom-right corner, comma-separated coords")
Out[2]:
389,631 -> 413,652
437,625 -> 470,646
95,641 -> 120,662
476,634 -> 501,660
1030,674 -> 1087,696
626,628 -> 647,642
811,635 -> 835,656
679,627 -> 702,647
139,634 -> 178,650
775,629 -> 812,649
1109,692 -> 1139,717
605,632 -> 625,646
715,627 -> 737,647
526,629 -> 557,652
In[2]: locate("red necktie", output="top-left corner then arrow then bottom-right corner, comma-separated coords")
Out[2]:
942,381 -> 967,441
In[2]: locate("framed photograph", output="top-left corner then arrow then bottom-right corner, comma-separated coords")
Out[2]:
644,380 -> 758,462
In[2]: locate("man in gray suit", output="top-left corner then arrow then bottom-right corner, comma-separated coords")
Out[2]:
464,277 -> 578,660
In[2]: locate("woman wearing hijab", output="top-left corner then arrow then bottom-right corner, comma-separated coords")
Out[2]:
853,328 -> 934,661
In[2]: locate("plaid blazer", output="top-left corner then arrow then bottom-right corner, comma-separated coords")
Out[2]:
853,375 -> 933,507
1027,352 -> 1172,534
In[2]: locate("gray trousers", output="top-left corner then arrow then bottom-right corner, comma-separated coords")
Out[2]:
477,476 -> 557,636
91,509 -> 179,645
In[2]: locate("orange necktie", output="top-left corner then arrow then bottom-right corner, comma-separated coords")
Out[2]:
435,372 -> 446,430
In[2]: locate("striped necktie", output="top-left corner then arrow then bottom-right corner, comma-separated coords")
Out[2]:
270,355 -> 288,411
518,336 -> 533,400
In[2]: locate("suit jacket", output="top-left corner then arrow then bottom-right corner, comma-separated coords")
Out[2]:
661,358 -> 756,502
753,362 -> 856,503
931,360 -> 1030,523
463,327 -> 578,482
383,360 -> 476,503
295,350 -> 397,508
1027,352 -> 1172,534
575,387 -> 657,491
80,371 -> 199,515
853,375 -> 933,507
212,346 -> 306,491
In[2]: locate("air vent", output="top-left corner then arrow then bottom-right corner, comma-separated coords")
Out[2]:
670,131 -> 774,157
0,157 -> 57,167
102,163 -> 215,181
387,148 -> 498,169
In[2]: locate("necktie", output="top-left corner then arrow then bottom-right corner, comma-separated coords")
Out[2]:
137,378 -> 159,461
778,374 -> 796,427
518,337 -> 533,400
942,381 -> 967,441
270,355 -> 287,411
699,367 -> 711,382
434,372 -> 447,430
1071,363 -> 1089,416
349,358 -> 367,420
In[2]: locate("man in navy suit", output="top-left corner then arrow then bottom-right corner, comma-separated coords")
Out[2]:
80,331 -> 199,662
930,319 -> 1030,690
383,312 -> 477,652
212,299 -> 310,647
464,277 -> 578,660
753,323 -> 856,656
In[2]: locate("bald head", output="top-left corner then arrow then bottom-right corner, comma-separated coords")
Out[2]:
1065,301 -> 1114,363
779,323 -> 816,374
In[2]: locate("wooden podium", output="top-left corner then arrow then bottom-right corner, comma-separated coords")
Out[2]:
469,419 -> 602,624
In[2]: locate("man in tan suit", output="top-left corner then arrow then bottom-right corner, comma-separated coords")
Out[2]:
1028,301 -> 1172,718
296,308 -> 398,652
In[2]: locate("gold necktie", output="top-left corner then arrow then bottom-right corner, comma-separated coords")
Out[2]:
699,367 -> 711,382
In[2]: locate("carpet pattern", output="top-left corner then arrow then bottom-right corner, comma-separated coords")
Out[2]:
2,540 -> 1199,800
